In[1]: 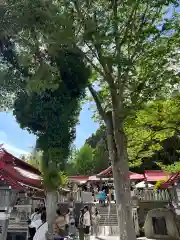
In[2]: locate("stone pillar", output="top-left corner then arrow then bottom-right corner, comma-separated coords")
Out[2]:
0,186 -> 13,240
0,213 -> 10,240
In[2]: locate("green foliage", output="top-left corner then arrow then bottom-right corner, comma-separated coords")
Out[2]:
26,150 -> 42,171
154,179 -> 167,190
126,96 -> 180,165
157,161 -> 180,173
72,143 -> 94,175
83,96 -> 180,173
86,126 -> 109,173
12,48 -> 89,180
66,140 -> 109,175
0,2 -> 90,190
93,139 -> 109,173
86,126 -> 106,148
64,0 -> 180,119
42,169 -> 68,190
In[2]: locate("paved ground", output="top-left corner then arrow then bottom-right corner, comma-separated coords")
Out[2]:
90,237 -> 151,240
90,237 -> 119,240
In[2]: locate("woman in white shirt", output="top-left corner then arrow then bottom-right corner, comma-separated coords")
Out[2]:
31,208 -> 41,221
83,206 -> 91,240
28,208 -> 41,240
33,212 -> 48,240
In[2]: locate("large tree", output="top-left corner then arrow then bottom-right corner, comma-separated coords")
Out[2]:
0,3 -> 90,236
1,1 -> 180,239
68,3 -> 179,238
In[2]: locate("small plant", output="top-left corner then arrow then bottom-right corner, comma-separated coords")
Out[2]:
154,179 -> 167,190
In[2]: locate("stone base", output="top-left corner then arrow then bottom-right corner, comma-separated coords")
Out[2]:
144,208 -> 180,240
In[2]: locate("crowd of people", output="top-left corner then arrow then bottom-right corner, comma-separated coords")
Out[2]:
28,204 -> 101,240
89,184 -> 116,205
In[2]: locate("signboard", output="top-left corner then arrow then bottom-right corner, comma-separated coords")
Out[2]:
81,191 -> 93,203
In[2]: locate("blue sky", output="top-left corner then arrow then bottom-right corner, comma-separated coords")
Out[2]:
0,103 -> 99,157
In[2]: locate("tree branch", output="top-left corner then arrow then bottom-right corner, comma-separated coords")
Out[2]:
88,84 -> 106,121
111,0 -> 122,82
130,4 -> 149,62
119,1 -> 140,49
72,0 -> 117,94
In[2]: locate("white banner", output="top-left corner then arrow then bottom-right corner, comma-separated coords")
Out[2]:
81,191 -> 93,203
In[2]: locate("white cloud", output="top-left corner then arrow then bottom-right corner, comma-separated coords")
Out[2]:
2,143 -> 29,157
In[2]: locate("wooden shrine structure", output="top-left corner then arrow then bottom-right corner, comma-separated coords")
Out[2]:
0,146 -> 44,240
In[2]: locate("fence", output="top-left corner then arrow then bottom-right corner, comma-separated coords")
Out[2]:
133,189 -> 170,201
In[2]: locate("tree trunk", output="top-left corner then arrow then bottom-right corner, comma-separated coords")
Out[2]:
46,191 -> 58,239
106,111 -> 136,240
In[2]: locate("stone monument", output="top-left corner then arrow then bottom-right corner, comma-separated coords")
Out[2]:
144,208 -> 180,239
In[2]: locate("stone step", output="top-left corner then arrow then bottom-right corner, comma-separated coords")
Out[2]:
92,226 -> 119,236
99,215 -> 118,226
98,210 -> 117,215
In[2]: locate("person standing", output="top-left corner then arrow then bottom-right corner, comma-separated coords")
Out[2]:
69,219 -> 78,239
53,209 -> 67,238
83,206 -> 91,240
113,188 -> 116,203
65,209 -> 70,233
78,208 -> 84,240
92,208 -> 101,238
101,190 -> 106,206
33,212 -> 48,240
28,208 -> 41,240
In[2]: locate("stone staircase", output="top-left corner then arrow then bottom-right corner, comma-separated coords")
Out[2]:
97,203 -> 118,226
94,203 -> 119,236
95,203 -> 141,236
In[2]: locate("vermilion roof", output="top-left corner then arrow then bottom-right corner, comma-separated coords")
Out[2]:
144,170 -> 170,182
0,172 -> 23,190
97,166 -> 112,177
96,166 -> 144,180
160,172 -> 180,188
0,147 -> 41,175
130,172 -> 144,180
69,176 -> 89,182
0,147 -> 42,191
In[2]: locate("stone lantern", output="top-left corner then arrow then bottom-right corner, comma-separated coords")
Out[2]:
0,186 -> 14,240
